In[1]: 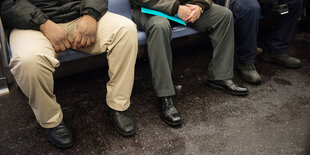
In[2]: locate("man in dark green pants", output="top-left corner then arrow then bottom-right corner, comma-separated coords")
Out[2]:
130,0 -> 248,126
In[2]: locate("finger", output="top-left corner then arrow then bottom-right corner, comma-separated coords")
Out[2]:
53,43 -> 61,52
86,38 -> 92,47
59,42 -> 66,51
80,37 -> 87,48
67,36 -> 74,45
192,15 -> 199,23
192,14 -> 198,22
186,12 -> 196,22
186,4 -> 193,8
185,16 -> 191,22
74,33 -> 82,49
185,13 -> 194,21
91,37 -> 96,44
64,39 -> 71,49
189,18 -> 194,23
189,15 -> 196,23
186,4 -> 196,10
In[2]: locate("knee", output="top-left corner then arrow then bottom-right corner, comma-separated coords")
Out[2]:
119,20 -> 137,36
218,7 -> 234,21
245,1 -> 260,16
234,0 -> 260,17
223,7 -> 233,18
20,55 -> 41,73
10,54 -> 56,76
147,18 -> 171,33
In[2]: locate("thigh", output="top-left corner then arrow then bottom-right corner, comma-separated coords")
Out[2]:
9,29 -> 59,67
131,8 -> 171,32
189,4 -> 232,32
229,0 -> 260,18
71,12 -> 137,55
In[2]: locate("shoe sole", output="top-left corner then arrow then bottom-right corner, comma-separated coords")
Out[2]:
207,82 -> 248,96
46,135 -> 73,149
159,113 -> 183,127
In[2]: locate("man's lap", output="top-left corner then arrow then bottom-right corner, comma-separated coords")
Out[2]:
9,12 -> 136,60
188,4 -> 232,33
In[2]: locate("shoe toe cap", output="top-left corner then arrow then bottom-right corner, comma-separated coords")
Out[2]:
248,73 -> 262,84
122,124 -> 136,133
164,112 -> 182,126
237,86 -> 248,93
59,137 -> 73,146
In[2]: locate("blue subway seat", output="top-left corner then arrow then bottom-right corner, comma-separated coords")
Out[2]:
8,0 -> 200,63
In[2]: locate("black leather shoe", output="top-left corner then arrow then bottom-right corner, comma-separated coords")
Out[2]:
207,79 -> 248,96
261,53 -> 301,69
45,121 -> 73,149
158,96 -> 182,126
237,63 -> 262,84
108,107 -> 136,136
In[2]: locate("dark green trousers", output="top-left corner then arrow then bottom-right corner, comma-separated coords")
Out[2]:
132,4 -> 235,97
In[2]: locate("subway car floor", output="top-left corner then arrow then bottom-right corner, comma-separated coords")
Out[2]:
0,30 -> 309,154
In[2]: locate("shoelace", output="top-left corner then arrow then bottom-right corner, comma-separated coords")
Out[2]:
162,98 -> 174,109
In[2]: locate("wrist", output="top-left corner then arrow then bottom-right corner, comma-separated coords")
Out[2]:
40,20 -> 52,32
82,9 -> 101,21
82,15 -> 97,22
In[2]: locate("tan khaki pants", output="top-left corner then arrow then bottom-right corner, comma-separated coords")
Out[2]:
9,12 -> 138,128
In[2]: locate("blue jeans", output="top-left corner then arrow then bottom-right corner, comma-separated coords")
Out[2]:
215,0 -> 303,63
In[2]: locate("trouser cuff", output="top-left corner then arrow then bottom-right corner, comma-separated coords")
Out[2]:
107,102 -> 130,112
156,89 -> 176,97
208,73 -> 233,81
39,110 -> 63,129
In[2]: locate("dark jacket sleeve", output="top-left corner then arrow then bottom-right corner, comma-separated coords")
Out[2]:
1,0 -> 48,30
188,0 -> 212,12
130,0 -> 180,16
80,0 -> 108,21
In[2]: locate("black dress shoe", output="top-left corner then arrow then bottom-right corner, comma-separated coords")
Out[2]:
158,96 -> 182,126
237,63 -> 262,84
207,79 -> 248,96
261,53 -> 301,69
45,121 -> 73,149
108,107 -> 136,136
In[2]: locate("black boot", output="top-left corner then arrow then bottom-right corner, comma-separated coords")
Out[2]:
237,63 -> 262,84
261,53 -> 301,69
45,121 -> 73,149
158,96 -> 182,126
108,107 -> 136,136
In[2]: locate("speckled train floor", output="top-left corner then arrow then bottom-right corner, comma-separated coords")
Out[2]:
0,31 -> 309,154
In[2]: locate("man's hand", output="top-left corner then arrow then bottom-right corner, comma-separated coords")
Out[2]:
73,15 -> 98,49
185,4 -> 201,23
177,5 -> 192,22
40,20 -> 73,52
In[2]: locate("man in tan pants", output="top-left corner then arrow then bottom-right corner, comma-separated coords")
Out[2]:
1,0 -> 137,148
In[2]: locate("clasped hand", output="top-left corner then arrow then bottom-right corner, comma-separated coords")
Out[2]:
40,15 -> 98,52
177,4 -> 201,24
